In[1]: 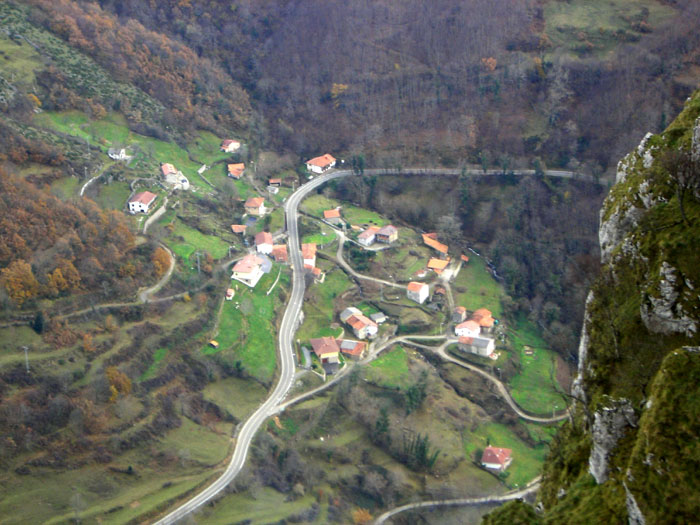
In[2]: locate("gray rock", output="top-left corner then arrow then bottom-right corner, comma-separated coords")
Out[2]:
588,398 -> 638,484
572,291 -> 594,404
640,262 -> 697,337
599,203 -> 645,264
623,481 -> 646,525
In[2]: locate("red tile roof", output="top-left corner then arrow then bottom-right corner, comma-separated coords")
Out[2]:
221,139 -> 240,148
310,336 -> 340,357
471,308 -> 494,328
228,163 -> 245,178
358,226 -> 379,241
458,336 -> 474,344
232,253 -> 263,274
346,314 -> 376,331
161,163 -> 177,176
302,243 -> 317,259
338,339 -> 367,357
129,191 -> 157,205
428,258 -> 450,271
422,233 -> 448,254
269,178 -> 282,184
231,224 -> 247,234
245,197 -> 265,208
461,254 -> 470,263
255,231 -> 273,246
457,320 -> 480,333
407,281 -> 427,293
271,245 -> 288,262
324,208 -> 341,219
306,153 -> 336,168
482,446 -> 512,467
455,306 -> 467,314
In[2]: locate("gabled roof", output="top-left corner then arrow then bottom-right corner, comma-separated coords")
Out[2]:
231,224 -> 247,234
457,320 -> 480,333
482,446 -> 512,466
245,197 -> 265,208
232,253 -> 263,274
129,191 -> 157,205
422,233 -> 448,254
271,244 -> 288,262
461,254 -> 470,263
306,153 -> 336,168
269,178 -> 282,184
407,281 -> 428,293
302,243 -> 317,259
339,339 -> 367,356
377,225 -> 398,236
310,336 -> 341,357
427,258 -> 450,271
471,308 -> 494,327
161,163 -> 177,176
346,313 -> 377,331
324,208 -> 341,219
358,226 -> 379,240
340,306 -> 362,322
228,163 -> 245,177
255,231 -> 273,245
221,139 -> 240,147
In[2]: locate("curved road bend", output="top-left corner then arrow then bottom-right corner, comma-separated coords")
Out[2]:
155,167 -> 584,522
154,170 -> 350,524
373,477 -> 542,524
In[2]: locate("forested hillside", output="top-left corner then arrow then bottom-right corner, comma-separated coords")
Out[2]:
95,0 -> 700,172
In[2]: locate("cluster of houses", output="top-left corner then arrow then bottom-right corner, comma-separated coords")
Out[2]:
358,224 -> 398,247
454,307 -> 496,357
309,336 -> 368,372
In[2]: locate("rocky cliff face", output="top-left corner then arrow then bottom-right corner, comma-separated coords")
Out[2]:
484,90 -> 700,524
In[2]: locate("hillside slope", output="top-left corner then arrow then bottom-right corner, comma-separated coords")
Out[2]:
484,90 -> 700,523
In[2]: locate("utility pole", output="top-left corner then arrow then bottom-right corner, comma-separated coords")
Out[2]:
22,346 -> 29,373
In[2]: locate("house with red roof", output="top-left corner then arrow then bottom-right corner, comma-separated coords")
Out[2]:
268,178 -> 282,187
305,153 -> 336,174
302,243 -> 317,267
376,225 -> 398,244
422,233 -> 449,256
471,308 -> 495,334
340,307 -> 378,339
255,231 -> 273,255
271,244 -> 288,263
231,224 -> 247,234
358,226 -> 379,247
128,191 -> 157,214
220,139 -> 241,153
407,282 -> 429,304
455,320 -> 481,338
310,337 -> 341,365
228,162 -> 246,179
231,253 -> 265,288
338,339 -> 368,361
481,446 -> 512,471
323,208 -> 343,226
244,197 -> 266,216
427,257 -> 450,275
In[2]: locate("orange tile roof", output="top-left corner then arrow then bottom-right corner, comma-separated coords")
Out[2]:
232,253 -> 263,273
306,153 -> 336,168
228,163 -> 245,178
271,244 -> 288,262
482,446 -> 512,466
427,258 -> 450,271
458,336 -> 474,344
407,281 -> 427,293
231,224 -> 247,234
161,163 -> 177,176
255,231 -> 273,245
310,336 -> 341,357
358,226 -> 379,240
245,197 -> 265,208
302,243 -> 317,259
471,308 -> 494,328
324,208 -> 341,219
269,178 -> 282,184
221,139 -> 240,148
129,191 -> 157,205
461,254 -> 470,263
346,313 -> 376,331
339,339 -> 367,356
422,233 -> 448,254
457,320 -> 480,333
455,306 -> 467,314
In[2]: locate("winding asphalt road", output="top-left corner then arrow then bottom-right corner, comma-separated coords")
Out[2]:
153,166 -> 589,523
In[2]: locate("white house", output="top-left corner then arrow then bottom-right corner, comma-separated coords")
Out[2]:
455,320 -> 480,338
108,148 -> 130,161
481,446 -> 512,471
305,153 -> 336,174
302,243 -> 317,267
231,253 -> 265,288
406,282 -> 429,304
128,191 -> 157,214
244,197 -> 266,216
358,226 -> 379,247
340,307 -> 377,339
458,336 -> 495,357
255,231 -> 273,255
220,139 -> 241,153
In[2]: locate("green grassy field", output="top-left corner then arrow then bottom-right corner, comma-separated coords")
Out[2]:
92,180 -> 131,210
452,255 -> 504,318
365,346 -> 411,389
463,421 -> 551,488
297,268 -> 353,340
168,219 -> 231,261
301,221 -> 336,245
203,377 -> 268,421
299,194 -> 342,217
156,418 -> 232,466
140,347 -> 168,381
507,315 -> 564,415
0,31 -> 44,87
204,270 -> 290,383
